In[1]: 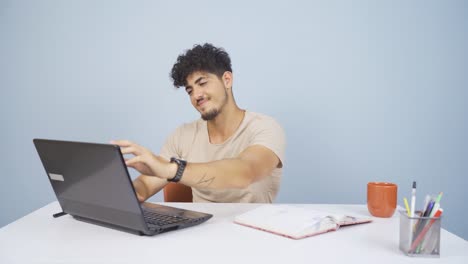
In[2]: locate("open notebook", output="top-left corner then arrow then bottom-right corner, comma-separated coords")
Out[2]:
234,205 -> 372,240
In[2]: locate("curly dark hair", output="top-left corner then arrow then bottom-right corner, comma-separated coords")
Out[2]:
170,43 -> 232,88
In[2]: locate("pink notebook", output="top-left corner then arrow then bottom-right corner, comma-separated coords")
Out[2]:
234,205 -> 372,240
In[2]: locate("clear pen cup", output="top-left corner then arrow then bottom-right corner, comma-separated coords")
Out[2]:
399,210 -> 441,257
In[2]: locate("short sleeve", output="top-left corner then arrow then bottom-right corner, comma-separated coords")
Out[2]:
248,116 -> 286,168
159,126 -> 183,160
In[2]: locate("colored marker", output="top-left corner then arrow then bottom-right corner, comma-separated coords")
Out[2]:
435,192 -> 443,204
410,181 -> 416,217
404,198 -> 411,216
410,209 -> 443,253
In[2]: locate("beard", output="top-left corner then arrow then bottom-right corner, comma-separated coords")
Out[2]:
201,108 -> 220,121
200,90 -> 228,121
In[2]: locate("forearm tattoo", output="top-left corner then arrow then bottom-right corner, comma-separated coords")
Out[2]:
196,172 -> 214,186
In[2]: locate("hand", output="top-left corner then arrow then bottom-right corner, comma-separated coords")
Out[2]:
111,140 -> 172,179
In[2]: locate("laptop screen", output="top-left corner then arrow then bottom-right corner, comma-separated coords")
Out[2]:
34,139 -> 147,230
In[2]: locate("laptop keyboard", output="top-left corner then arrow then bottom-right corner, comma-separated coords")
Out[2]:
142,210 -> 189,227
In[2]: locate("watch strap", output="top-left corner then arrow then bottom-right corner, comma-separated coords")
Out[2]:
167,157 -> 187,182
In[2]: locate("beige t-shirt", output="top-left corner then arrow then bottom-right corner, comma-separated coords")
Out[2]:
160,111 -> 286,203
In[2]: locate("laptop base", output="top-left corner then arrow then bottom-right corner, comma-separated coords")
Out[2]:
73,215 -> 146,236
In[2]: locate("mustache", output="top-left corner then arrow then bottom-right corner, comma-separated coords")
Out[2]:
196,96 -> 208,105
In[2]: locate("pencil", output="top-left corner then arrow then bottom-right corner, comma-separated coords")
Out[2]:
403,198 -> 411,216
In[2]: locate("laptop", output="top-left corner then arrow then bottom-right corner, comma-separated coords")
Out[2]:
33,138 -> 212,236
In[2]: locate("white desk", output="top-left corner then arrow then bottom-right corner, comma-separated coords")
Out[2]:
1,202 -> 467,263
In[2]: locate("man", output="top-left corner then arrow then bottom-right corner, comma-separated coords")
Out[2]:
112,43 -> 285,203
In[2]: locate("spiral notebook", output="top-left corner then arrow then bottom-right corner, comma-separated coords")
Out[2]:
234,205 -> 372,240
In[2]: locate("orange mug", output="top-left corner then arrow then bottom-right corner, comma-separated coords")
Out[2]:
367,182 -> 397,217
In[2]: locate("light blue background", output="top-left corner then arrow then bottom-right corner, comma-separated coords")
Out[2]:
1,0 -> 467,240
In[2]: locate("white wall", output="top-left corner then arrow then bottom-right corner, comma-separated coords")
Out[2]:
1,0 -> 467,239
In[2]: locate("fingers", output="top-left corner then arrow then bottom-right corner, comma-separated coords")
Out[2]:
120,146 -> 140,155
125,155 -> 153,168
111,140 -> 150,156
110,140 -> 134,147
125,156 -> 153,176
112,140 -> 156,176
125,156 -> 143,166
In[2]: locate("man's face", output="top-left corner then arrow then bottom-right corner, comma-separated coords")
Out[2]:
185,71 -> 229,121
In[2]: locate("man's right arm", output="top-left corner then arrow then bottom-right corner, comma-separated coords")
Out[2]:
133,174 -> 168,202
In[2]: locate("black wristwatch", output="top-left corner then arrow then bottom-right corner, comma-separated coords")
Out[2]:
167,157 -> 187,182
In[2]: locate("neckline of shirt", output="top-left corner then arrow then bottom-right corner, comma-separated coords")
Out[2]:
204,110 -> 251,146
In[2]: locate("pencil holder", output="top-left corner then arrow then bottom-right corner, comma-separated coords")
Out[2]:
399,210 -> 441,257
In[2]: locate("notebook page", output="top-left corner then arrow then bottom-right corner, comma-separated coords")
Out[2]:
327,213 -> 372,226
235,205 -> 336,237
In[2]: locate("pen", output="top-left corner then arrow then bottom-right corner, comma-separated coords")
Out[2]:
410,181 -> 416,217
423,192 -> 443,253
435,192 -> 443,205
429,202 -> 440,217
420,223 -> 435,253
417,193 -> 442,253
414,199 -> 435,234
423,200 -> 436,217
410,208 -> 443,253
423,195 -> 431,213
420,207 -> 441,254
415,200 -> 437,253
403,198 -> 411,216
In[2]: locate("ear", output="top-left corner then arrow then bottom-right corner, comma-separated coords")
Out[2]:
222,71 -> 233,89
